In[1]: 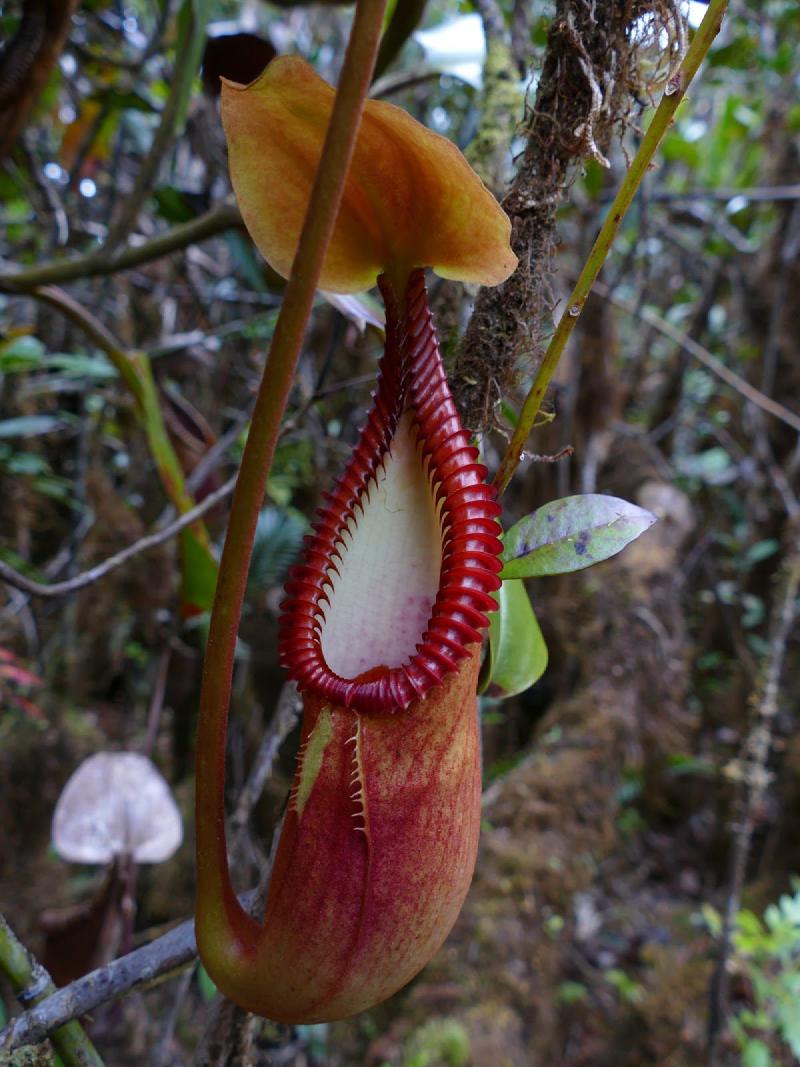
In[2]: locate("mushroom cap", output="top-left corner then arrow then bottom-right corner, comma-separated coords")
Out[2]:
52,752 -> 183,865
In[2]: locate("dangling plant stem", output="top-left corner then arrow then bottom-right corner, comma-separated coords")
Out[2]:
195,0 -> 388,934
493,0 -> 728,496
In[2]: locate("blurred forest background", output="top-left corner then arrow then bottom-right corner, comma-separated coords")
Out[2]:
0,0 -> 799,1065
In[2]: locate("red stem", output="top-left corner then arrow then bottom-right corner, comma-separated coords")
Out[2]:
195,0 -> 388,955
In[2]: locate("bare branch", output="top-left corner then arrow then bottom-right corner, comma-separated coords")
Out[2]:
0,913 -> 104,1066
629,183 -> 800,204
0,899 -> 231,1051
31,284 -> 142,397
231,682 -> 302,837
594,280 -> 800,435
0,474 -> 236,599
0,199 -> 242,292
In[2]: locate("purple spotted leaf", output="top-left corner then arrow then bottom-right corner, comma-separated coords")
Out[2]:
501,494 -> 657,579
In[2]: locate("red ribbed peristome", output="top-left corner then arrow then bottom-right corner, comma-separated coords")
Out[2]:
278,269 -> 502,714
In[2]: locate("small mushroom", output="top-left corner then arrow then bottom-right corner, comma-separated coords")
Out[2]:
52,751 -> 183,865
44,752 -> 182,983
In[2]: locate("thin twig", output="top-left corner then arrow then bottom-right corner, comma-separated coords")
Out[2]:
149,308 -> 277,361
184,417 -> 249,496
230,682 -> 302,838
618,183 -> 800,204
0,914 -> 105,1067
752,430 -> 800,519
494,0 -> 728,494
31,284 -> 142,398
370,67 -> 453,99
760,202 -> 800,397
510,0 -> 532,70
72,0 -> 171,73
0,474 -> 235,599
148,966 -> 195,1067
0,901 -> 230,1051
26,283 -> 217,592
592,280 -> 800,435
101,0 -> 208,254
142,648 -> 172,758
707,527 -> 800,1067
20,141 -> 69,248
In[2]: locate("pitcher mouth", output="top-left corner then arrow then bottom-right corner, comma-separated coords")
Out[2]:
278,269 -> 502,715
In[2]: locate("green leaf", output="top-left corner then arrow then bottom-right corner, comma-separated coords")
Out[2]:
735,909 -> 765,940
374,0 -> 427,79
6,452 -> 49,475
46,353 -> 118,380
479,579 -> 548,698
676,447 -> 735,485
248,506 -> 308,593
0,415 -> 66,438
0,334 -> 45,372
196,963 -> 217,1002
604,967 -> 643,1004
741,1039 -> 772,1067
93,87 -> 159,113
582,158 -> 607,199
557,981 -> 589,1004
665,753 -> 715,778
225,230 -> 270,292
708,35 -> 760,71
744,539 -> 779,566
700,902 -> 722,937
154,186 -> 197,224
777,998 -> 800,1057
501,495 -> 657,579
174,0 -> 211,130
131,351 -> 217,614
179,527 -> 218,616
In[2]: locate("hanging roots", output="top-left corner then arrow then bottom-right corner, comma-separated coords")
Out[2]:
453,0 -> 686,435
